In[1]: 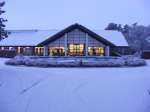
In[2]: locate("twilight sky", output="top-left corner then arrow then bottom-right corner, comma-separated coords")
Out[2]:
3,0 -> 150,29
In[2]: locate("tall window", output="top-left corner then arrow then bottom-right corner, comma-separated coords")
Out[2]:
47,29 -> 106,56
67,29 -> 86,44
88,47 -> 104,56
34,47 -> 44,56
67,29 -> 86,56
18,47 -> 25,54
48,47 -> 65,56
48,36 -> 65,56
68,44 -> 85,56
88,35 -> 105,56
48,36 -> 65,47
88,36 -> 105,47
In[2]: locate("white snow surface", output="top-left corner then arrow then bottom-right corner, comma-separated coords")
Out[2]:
0,58 -> 150,112
0,30 -> 59,46
94,30 -> 128,46
0,30 -> 128,46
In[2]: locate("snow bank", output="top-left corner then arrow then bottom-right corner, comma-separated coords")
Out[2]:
5,55 -> 147,67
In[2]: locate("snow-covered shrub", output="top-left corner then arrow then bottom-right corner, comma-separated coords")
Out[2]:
125,58 -> 146,66
5,56 -> 146,67
24,59 -> 38,66
24,58 -> 81,67
33,59 -> 50,67
37,59 -> 57,67
5,59 -> 23,65
121,56 -> 146,66
5,55 -> 26,65
82,58 -> 125,67
14,54 -> 24,60
56,59 -> 81,67
25,59 -> 57,67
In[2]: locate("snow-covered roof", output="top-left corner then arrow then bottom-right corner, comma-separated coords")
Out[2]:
0,29 -> 128,46
0,30 -> 59,46
94,30 -> 128,46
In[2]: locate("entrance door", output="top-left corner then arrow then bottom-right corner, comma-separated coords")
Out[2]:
68,44 -> 85,56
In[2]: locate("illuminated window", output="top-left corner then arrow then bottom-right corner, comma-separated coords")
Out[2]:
17,47 -> 25,54
1,47 -> 4,50
9,47 -> 14,50
68,44 -> 85,56
48,47 -> 65,56
34,47 -> 44,56
18,47 -> 21,54
3,47 -> 9,50
88,47 -> 104,56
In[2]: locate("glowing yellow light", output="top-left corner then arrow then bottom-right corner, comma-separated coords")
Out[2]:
1,47 -> 4,50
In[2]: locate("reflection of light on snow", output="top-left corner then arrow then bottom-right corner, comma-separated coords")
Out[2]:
146,36 -> 150,43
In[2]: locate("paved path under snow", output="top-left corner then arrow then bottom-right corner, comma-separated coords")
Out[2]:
0,58 -> 150,112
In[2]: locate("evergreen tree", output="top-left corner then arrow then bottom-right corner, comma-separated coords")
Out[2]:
105,23 -> 118,31
0,1 -> 8,40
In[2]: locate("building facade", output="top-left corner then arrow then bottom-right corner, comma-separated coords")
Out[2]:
0,24 -> 132,57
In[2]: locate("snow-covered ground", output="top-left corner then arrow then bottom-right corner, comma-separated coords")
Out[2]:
0,58 -> 150,112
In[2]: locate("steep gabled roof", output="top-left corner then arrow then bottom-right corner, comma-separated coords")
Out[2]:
38,23 -> 116,47
0,23 -> 128,47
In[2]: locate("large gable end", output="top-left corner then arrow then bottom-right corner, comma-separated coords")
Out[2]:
38,23 -> 116,47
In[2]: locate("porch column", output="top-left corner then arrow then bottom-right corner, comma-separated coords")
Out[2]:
65,33 -> 68,56
85,33 -> 88,56
44,46 -> 48,56
105,46 -> 110,56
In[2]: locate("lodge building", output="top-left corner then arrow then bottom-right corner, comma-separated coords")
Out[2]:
0,24 -> 132,57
